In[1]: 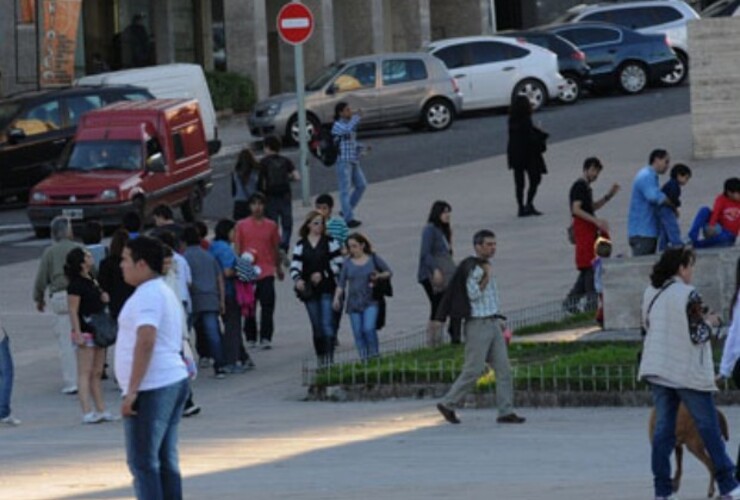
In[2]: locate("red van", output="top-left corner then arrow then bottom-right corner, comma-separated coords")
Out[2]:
27,99 -> 212,237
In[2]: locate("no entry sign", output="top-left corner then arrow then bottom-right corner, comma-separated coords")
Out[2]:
277,2 -> 314,45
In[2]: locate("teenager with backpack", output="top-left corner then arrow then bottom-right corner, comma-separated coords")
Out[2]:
259,135 -> 300,260
331,102 -> 366,229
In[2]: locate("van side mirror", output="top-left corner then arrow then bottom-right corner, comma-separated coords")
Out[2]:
8,128 -> 26,144
146,152 -> 166,173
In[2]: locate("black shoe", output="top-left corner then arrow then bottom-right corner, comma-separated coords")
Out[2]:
518,206 -> 532,217
347,219 -> 362,228
183,404 -> 201,417
436,403 -> 460,424
527,205 -> 543,216
497,413 -> 526,424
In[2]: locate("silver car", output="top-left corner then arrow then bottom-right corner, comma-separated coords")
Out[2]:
248,52 -> 463,144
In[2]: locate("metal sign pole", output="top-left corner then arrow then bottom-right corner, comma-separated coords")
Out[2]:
295,43 -> 310,207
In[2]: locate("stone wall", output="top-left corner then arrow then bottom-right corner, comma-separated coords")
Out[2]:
689,18 -> 740,159
603,247 -> 740,330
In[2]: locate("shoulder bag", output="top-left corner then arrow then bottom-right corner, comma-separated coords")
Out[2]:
90,307 -> 117,348
371,254 -> 393,301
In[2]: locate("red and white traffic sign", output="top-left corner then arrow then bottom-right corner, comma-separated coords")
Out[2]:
277,2 -> 314,45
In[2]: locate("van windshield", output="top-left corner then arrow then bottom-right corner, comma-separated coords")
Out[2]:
65,140 -> 142,172
0,102 -> 21,132
305,63 -> 345,91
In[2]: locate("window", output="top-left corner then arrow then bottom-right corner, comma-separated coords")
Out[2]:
65,95 -> 103,126
651,6 -> 683,25
433,45 -> 467,69
557,27 -> 620,47
382,59 -> 428,85
470,42 -> 510,64
585,7 -> 654,29
333,62 -> 376,93
13,100 -> 62,136
173,133 -> 185,159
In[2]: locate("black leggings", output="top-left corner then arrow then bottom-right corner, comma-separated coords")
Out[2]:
421,280 -> 461,343
513,168 -> 542,208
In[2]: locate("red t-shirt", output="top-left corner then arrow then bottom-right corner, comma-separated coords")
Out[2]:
709,194 -> 740,236
234,217 -> 280,278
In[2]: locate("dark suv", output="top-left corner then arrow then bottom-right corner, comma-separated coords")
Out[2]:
0,85 -> 153,202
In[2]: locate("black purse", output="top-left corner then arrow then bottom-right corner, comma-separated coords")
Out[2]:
89,308 -> 117,348
371,254 -> 393,301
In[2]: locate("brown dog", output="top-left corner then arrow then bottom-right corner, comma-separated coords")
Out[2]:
648,403 -> 730,498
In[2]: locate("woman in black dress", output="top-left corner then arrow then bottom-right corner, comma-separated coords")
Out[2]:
507,95 -> 549,217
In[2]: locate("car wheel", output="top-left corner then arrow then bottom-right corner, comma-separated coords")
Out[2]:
660,51 -> 688,87
287,114 -> 320,146
181,186 -> 204,222
617,62 -> 648,94
422,99 -> 454,131
558,74 -> 581,104
513,79 -> 547,111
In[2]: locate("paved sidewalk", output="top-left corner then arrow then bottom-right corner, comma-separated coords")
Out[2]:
1,111 -> 739,499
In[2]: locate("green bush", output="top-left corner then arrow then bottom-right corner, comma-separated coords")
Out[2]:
205,71 -> 256,113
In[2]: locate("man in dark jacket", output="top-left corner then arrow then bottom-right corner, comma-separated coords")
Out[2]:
435,230 -> 525,425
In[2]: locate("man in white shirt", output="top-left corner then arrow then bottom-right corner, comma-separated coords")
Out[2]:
117,236 -> 188,499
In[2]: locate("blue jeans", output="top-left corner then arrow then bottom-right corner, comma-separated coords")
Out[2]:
629,236 -> 658,256
305,294 -> 335,360
658,205 -> 683,250
335,160 -> 366,222
349,304 -> 379,360
689,206 -> 737,248
0,335 -> 14,419
650,383 -> 738,497
124,378 -> 189,500
265,193 -> 293,252
194,311 -> 225,371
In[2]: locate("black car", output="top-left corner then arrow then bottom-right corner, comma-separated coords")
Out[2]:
0,85 -> 153,202
545,22 -> 679,95
501,30 -> 591,104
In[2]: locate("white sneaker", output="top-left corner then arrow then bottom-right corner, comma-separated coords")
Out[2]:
247,341 -> 257,349
0,415 -> 21,426
96,411 -> 118,422
61,386 -> 78,395
82,412 -> 103,424
722,485 -> 740,499
260,339 -> 272,350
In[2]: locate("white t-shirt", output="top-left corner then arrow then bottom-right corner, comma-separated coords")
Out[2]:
115,277 -> 187,396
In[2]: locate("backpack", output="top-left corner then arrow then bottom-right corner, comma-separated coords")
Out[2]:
259,155 -> 293,195
310,125 -> 340,167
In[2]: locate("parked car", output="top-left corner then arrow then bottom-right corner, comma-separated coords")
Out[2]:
248,52 -> 462,144
552,0 -> 699,86
500,30 -> 591,104
426,36 -> 565,112
0,85 -> 153,203
28,99 -> 213,238
701,0 -> 740,17
77,63 -> 221,155
545,22 -> 679,95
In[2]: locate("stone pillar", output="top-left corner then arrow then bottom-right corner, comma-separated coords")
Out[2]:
321,0 -> 335,64
388,0 -> 431,52
225,0 -> 270,100
152,0 -> 175,63
430,0 -> 485,40
195,0 -> 214,70
371,0 -> 385,53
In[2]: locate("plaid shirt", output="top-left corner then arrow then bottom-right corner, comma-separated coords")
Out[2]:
466,263 -> 500,318
331,115 -> 361,163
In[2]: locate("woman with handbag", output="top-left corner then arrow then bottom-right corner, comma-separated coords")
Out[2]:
639,247 -> 740,500
333,233 -> 392,360
291,211 -> 343,366
65,248 -> 115,424
507,95 -> 548,217
418,200 -> 461,345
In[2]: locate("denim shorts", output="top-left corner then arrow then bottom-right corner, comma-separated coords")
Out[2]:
72,332 -> 95,348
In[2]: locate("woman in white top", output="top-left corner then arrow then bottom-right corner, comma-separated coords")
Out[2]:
719,257 -> 740,471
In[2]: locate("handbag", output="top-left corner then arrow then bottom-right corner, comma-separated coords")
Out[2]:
432,253 -> 456,293
371,254 -> 393,301
89,308 -> 117,348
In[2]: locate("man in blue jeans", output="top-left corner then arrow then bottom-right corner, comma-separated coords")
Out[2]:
118,236 -> 189,500
332,102 -> 366,229
0,319 -> 21,426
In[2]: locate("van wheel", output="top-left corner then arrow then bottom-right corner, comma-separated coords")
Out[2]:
422,99 -> 454,131
33,226 -> 50,239
287,115 -> 320,146
181,187 -> 204,222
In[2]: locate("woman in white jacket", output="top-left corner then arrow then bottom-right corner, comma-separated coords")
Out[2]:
719,257 -> 740,479
639,247 -> 740,500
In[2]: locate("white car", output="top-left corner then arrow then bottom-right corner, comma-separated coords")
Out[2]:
426,36 -> 565,112
553,0 -> 700,86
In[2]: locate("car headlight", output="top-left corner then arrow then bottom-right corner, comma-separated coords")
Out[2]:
32,192 -> 47,202
264,102 -> 281,116
100,189 -> 118,201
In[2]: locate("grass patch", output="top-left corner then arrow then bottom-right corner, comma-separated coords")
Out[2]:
513,311 -> 597,336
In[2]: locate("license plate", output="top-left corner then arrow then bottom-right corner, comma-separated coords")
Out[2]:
62,208 -> 83,220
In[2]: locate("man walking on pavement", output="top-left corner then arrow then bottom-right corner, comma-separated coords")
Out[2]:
33,216 -> 82,394
628,149 -> 672,256
332,102 -> 367,229
435,230 -> 525,425
117,236 -> 189,500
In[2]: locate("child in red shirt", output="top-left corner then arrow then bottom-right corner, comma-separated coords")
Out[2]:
689,177 -> 740,248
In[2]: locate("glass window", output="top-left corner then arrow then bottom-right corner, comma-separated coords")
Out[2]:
557,27 -> 619,46
433,45 -> 467,69
333,62 -> 376,93
66,140 -> 142,171
306,63 -> 344,91
470,42 -> 510,64
13,100 -> 62,136
651,6 -> 683,25
382,59 -> 428,85
173,133 -> 185,159
65,95 -> 103,126
601,7 -> 654,29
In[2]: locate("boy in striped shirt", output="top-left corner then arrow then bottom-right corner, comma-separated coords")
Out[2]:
315,193 -> 349,248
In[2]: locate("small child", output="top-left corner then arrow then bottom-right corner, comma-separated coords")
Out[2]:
592,236 -> 613,326
315,193 -> 349,248
658,163 -> 692,250
689,177 -> 740,249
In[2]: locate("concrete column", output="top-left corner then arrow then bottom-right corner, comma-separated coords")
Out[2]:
153,0 -> 175,63
321,0 -> 335,64
224,0 -> 270,100
371,0 -> 385,53
419,0 -> 431,47
388,0 -> 431,51
195,0 -> 214,70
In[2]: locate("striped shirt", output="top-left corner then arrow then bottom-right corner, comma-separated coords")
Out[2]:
325,216 -> 349,246
290,236 -> 343,285
331,115 -> 361,163
466,263 -> 500,318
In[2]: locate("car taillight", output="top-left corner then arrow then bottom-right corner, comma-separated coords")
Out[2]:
571,50 -> 585,61
451,77 -> 460,94
665,35 -> 671,47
